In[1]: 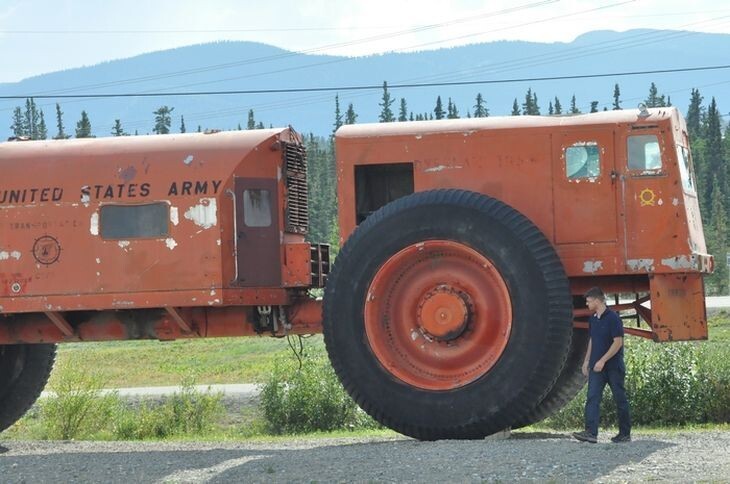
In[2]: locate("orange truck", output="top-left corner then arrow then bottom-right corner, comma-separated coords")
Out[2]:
0,107 -> 712,440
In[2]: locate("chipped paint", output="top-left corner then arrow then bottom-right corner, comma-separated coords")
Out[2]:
10,251 -> 21,260
425,165 -> 463,173
95,258 -> 101,264
170,206 -> 179,226
672,198 -> 680,206
661,255 -> 697,270
658,198 -> 664,206
80,186 -> 90,206
183,155 -> 194,165
210,289 -> 216,296
184,198 -> 217,229
627,258 -> 655,272
118,240 -> 130,249
216,239 -> 221,246
0,251 -> 8,261
165,238 -> 178,250
90,212 -> 99,235
582,260 -> 603,274
112,300 -> 135,307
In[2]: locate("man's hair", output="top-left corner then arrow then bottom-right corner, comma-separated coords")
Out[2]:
584,286 -> 605,302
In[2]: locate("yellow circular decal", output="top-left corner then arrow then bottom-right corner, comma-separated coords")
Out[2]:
639,188 -> 657,206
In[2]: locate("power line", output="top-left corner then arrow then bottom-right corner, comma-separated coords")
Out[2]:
2,64 -> 728,100
13,1 -> 556,97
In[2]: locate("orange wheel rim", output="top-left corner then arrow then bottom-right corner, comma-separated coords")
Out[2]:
364,240 -> 513,391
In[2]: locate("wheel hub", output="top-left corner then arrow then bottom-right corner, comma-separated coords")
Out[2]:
417,286 -> 470,341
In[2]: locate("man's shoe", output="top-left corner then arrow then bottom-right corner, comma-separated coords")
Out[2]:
572,431 -> 597,443
610,434 -> 631,443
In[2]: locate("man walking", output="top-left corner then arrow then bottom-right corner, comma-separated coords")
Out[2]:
572,287 -> 631,443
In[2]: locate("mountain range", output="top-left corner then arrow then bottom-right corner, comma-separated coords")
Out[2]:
0,28 -> 728,139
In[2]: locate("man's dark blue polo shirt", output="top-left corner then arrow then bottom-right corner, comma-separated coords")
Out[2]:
588,307 -> 625,371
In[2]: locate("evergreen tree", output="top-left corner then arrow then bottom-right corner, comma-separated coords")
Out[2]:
378,81 -> 395,122
590,101 -> 599,113
613,83 -> 621,110
237,123 -> 242,130
345,103 -> 358,125
473,93 -> 488,117
135,129 -> 139,135
38,110 -> 47,140
511,98 -> 521,116
180,115 -> 186,133
447,98 -> 459,119
75,110 -> 92,138
256,121 -> 265,129
554,96 -> 562,115
548,101 -> 554,115
197,125 -> 202,133
23,98 -> 40,139
702,97 -> 726,215
434,96 -> 444,120
398,97 -> 408,122
111,119 -> 125,136
153,106 -> 174,135
333,95 -> 343,132
10,107 -> 24,138
409,112 -> 414,121
667,95 -> 672,107
645,82 -> 667,107
247,109 -> 255,130
707,175 -> 729,294
532,91 -> 540,115
569,95 -> 580,114
54,103 -> 67,139
522,88 -> 535,115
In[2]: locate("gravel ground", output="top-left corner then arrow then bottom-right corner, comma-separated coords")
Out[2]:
2,430 -> 730,483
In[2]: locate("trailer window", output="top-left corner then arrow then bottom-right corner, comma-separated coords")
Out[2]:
565,142 -> 600,179
627,135 -> 661,172
243,189 -> 272,227
100,203 -> 169,239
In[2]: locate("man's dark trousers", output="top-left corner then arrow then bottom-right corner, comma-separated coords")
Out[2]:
585,368 -> 631,436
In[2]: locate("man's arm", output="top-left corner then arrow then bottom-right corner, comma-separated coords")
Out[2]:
582,339 -> 592,376
593,337 -> 623,372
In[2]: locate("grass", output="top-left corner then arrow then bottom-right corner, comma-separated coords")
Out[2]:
51,335 -> 326,388
50,312 -> 730,389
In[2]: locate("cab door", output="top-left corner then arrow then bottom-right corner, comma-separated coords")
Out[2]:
553,130 -> 618,244
233,177 -> 281,287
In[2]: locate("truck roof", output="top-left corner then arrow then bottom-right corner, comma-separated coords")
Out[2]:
0,127 -> 288,162
336,107 -> 680,139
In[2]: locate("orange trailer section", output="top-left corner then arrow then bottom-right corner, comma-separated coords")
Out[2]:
0,128 -> 326,343
336,107 -> 712,341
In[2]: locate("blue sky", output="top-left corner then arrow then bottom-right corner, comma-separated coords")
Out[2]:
1,0 -> 729,82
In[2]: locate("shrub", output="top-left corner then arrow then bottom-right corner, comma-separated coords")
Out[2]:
260,348 -> 380,434
39,360 -> 121,440
112,376 -> 224,439
543,337 -> 730,429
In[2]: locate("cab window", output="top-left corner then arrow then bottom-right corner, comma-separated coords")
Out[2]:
676,145 -> 696,194
627,135 -> 661,172
565,141 -> 600,179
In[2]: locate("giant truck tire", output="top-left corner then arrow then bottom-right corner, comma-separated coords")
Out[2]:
511,329 -> 590,429
0,344 -> 57,432
323,189 -> 573,440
